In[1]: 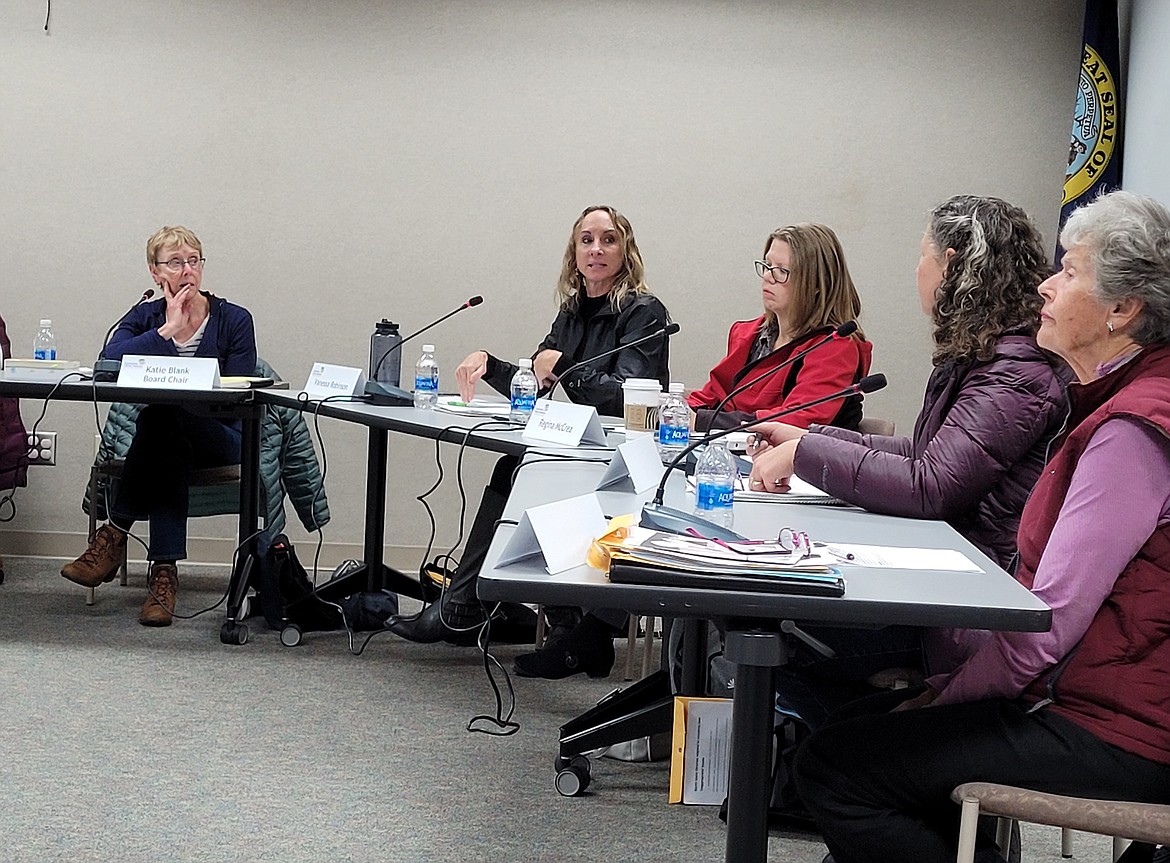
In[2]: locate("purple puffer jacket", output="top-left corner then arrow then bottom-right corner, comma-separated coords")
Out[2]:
1,314 -> 29,491
793,334 -> 1068,570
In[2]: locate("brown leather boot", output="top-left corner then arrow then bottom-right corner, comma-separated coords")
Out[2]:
140,562 -> 178,627
61,524 -> 127,588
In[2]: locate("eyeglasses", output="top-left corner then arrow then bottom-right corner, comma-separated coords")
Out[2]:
155,256 -> 205,272
754,259 -> 791,284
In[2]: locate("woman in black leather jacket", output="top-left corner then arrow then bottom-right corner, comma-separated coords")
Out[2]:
389,205 -> 671,646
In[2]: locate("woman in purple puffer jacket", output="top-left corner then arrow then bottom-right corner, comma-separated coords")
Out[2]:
747,195 -> 1069,728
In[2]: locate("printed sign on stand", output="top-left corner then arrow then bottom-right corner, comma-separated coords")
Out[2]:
521,398 -> 607,447
117,355 -> 220,390
302,363 -> 366,401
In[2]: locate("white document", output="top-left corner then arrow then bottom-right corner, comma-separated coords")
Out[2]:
301,363 -> 366,400
496,493 -> 608,574
596,433 -> 664,493
117,355 -> 220,390
521,398 -> 607,447
830,544 -> 983,572
435,396 -> 510,417
681,699 -> 733,806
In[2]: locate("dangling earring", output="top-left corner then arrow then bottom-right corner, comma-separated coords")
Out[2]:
1107,321 -> 1115,333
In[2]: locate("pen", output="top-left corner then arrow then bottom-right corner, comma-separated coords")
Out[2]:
816,542 -> 855,561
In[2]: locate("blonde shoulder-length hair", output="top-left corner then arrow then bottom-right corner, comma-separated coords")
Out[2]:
764,223 -> 864,342
555,205 -> 651,312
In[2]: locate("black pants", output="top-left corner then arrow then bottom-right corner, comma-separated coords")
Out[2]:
447,454 -> 517,602
795,695 -> 1170,863
110,405 -> 241,561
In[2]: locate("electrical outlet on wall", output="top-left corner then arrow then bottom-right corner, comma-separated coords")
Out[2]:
26,431 -> 56,466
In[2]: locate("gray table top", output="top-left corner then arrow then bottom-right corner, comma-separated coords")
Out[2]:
0,376 -> 259,407
479,459 -> 1051,632
260,389 -> 622,458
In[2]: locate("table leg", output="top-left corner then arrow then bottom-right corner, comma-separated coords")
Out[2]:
362,426 -> 389,590
221,405 -> 264,645
723,627 -> 788,863
308,424 -> 422,602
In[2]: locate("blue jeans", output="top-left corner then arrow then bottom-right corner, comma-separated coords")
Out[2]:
110,405 -> 241,561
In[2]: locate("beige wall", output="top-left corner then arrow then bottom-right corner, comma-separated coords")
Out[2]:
0,0 -> 1084,566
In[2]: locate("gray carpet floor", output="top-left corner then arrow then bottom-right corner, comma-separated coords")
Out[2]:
0,556 -> 1117,863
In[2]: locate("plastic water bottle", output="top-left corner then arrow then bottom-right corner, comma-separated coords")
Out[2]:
694,440 -> 736,529
369,319 -> 403,387
509,358 -> 538,424
657,381 -> 691,459
413,344 -> 439,409
33,319 -> 57,361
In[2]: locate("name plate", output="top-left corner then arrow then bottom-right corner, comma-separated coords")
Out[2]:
117,355 -> 220,390
496,492 -> 608,574
522,398 -> 607,447
596,432 -> 664,494
302,363 -> 367,400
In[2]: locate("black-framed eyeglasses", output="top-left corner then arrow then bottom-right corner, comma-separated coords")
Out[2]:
156,256 -> 205,272
754,259 -> 791,284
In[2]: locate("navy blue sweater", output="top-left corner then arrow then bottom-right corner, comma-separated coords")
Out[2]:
104,291 -> 257,377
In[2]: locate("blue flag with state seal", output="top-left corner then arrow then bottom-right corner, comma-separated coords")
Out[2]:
1060,0 -> 1123,237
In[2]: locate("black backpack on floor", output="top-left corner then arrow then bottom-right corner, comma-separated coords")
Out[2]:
257,534 -> 343,633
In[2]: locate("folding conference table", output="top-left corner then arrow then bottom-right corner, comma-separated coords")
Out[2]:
256,391 -> 619,613
0,376 -> 264,644
478,457 -> 1052,863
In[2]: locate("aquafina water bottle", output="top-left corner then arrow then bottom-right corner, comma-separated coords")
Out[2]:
413,344 -> 439,409
509,358 -> 538,424
694,440 -> 736,529
33,319 -> 57,361
657,381 -> 690,460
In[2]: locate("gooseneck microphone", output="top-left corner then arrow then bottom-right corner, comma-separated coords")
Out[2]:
365,296 -> 484,406
709,320 -> 859,418
641,373 -> 887,539
93,289 -> 156,380
542,321 -> 681,401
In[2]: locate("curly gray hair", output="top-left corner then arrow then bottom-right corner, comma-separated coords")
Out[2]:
1060,190 -> 1170,345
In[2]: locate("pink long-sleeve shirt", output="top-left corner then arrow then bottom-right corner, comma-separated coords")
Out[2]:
927,417 -> 1170,706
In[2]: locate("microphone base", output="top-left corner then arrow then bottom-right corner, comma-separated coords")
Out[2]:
363,380 -> 414,407
93,358 -> 121,382
639,502 -> 747,541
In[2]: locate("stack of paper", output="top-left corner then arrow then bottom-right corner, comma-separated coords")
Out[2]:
606,527 -> 846,596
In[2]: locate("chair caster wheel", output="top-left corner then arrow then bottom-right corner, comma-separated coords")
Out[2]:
220,621 -> 249,645
554,755 -> 591,797
280,623 -> 303,647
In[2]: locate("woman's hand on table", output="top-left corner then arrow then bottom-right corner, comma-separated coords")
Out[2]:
455,351 -> 488,403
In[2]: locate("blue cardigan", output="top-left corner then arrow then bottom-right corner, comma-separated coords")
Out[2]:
104,292 -> 257,377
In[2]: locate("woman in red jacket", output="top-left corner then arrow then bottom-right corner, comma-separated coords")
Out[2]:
688,223 -> 872,432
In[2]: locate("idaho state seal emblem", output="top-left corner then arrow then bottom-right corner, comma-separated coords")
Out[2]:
1064,43 -> 1119,205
